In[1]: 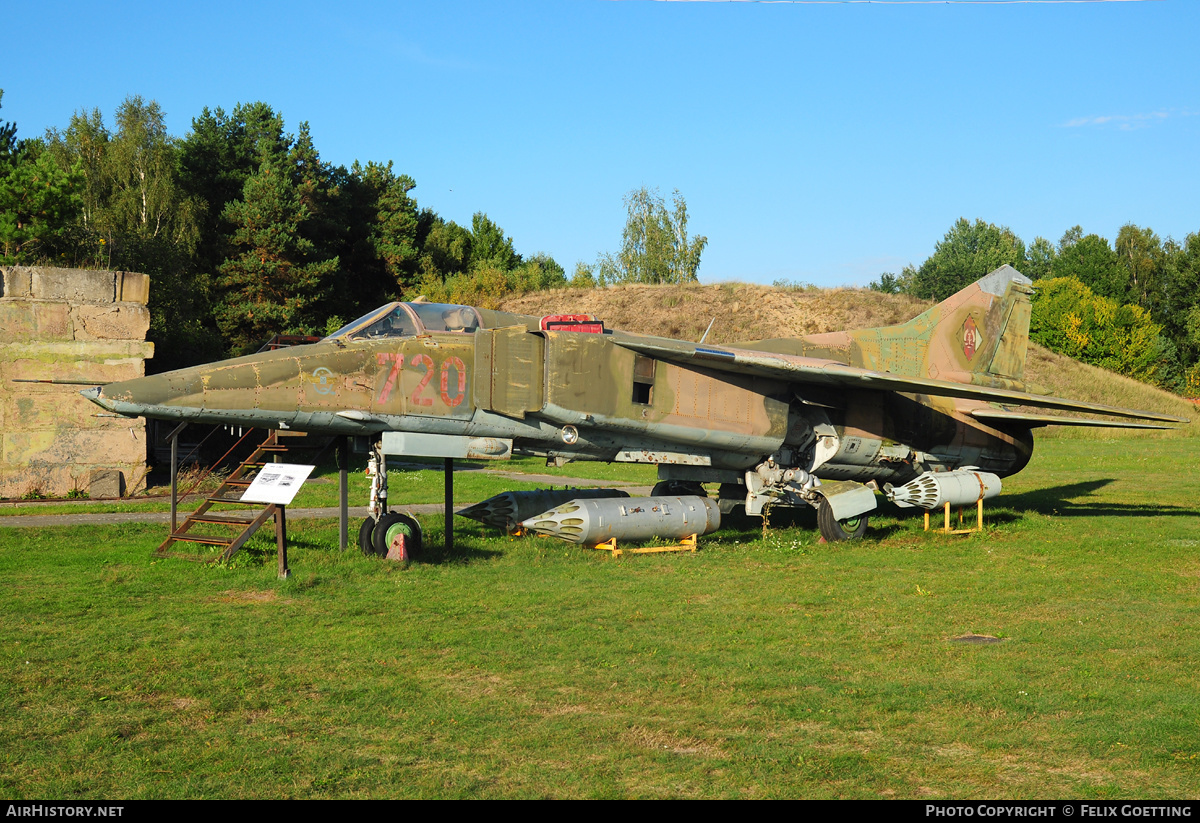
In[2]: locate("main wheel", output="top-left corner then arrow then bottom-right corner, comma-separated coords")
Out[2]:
373,512 -> 423,560
359,516 -> 378,555
651,480 -> 708,497
717,483 -> 745,515
817,498 -> 869,542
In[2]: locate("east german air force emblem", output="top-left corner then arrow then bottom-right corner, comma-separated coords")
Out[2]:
962,316 -> 983,361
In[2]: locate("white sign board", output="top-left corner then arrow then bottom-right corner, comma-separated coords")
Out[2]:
240,463 -> 316,506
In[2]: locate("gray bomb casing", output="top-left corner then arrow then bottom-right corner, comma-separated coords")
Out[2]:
521,495 -> 721,545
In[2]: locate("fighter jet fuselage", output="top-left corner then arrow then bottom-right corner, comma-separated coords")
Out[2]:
83,271 -> 1184,542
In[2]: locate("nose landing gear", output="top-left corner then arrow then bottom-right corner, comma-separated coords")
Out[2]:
358,438 -> 424,559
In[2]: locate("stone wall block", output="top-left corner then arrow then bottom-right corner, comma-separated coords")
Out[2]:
0,464 -> 70,498
4,425 -> 146,467
1,267 -> 32,298
2,430 -> 55,466
87,469 -> 126,498
0,302 -> 35,337
115,272 -> 150,305
0,301 -> 74,340
29,267 -> 116,304
74,304 -> 152,341
1,266 -> 151,500
2,391 -> 105,429
1,352 -> 147,384
37,302 -> 72,339
0,464 -> 145,498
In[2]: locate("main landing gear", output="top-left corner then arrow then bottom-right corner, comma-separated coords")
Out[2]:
650,480 -> 708,497
358,439 -> 423,560
816,497 -> 869,542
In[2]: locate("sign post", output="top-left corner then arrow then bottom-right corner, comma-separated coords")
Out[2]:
241,463 -> 316,579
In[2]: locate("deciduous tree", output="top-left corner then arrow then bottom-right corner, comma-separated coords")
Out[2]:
1025,236 -> 1056,280
909,218 -> 1026,300
1031,276 -> 1173,386
1054,231 -> 1124,301
470,212 -> 520,271
1115,222 -> 1164,312
599,187 -> 707,285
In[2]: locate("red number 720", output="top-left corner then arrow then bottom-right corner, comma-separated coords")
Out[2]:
375,352 -> 404,403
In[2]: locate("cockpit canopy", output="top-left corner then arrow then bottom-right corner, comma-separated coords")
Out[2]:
324,302 -> 484,341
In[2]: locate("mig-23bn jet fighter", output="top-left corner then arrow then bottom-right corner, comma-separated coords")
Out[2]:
83,265 -> 1186,546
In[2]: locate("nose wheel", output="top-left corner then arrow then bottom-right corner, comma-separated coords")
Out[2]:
359,513 -> 423,559
375,512 -> 422,559
359,516 -> 377,555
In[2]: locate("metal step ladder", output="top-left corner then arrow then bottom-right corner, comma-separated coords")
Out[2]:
156,429 -> 320,563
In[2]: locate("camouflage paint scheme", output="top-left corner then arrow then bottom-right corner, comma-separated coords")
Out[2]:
84,268 -> 1185,533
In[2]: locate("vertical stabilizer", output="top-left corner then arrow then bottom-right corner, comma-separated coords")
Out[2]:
859,265 -> 1034,390
935,265 -> 1033,388
743,265 -> 1035,391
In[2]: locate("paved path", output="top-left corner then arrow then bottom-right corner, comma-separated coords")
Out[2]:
389,461 -> 647,488
0,507 -> 369,529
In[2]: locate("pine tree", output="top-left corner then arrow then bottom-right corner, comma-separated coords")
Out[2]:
215,155 -> 338,353
0,142 -> 82,265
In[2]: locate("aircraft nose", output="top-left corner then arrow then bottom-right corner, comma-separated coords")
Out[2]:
79,377 -> 172,417
79,386 -> 112,410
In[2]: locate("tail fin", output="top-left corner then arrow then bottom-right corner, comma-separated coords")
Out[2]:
869,265 -> 1034,389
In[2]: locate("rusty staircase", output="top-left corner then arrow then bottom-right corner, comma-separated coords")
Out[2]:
157,429 -> 322,563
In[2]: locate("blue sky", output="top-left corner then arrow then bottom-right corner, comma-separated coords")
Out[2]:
4,0 -> 1196,286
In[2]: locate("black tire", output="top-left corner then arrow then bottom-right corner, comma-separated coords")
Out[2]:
717,482 -> 745,515
817,498 -> 869,542
372,512 -> 423,559
651,480 -> 708,497
359,516 -> 378,556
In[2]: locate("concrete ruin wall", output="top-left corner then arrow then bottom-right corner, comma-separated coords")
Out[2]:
0,266 -> 153,498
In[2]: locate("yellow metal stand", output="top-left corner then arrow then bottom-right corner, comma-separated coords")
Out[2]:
924,498 -> 985,535
588,533 -> 699,558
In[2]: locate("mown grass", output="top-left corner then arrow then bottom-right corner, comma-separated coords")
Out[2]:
1,439 -> 1197,798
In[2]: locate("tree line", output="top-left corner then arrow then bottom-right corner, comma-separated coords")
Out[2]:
7,90 -> 1191,395
0,91 -> 711,372
871,218 -> 1200,396
0,92 -> 586,368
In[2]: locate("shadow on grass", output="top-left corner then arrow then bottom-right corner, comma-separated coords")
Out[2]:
717,504 -> 908,544
725,478 -> 1200,545
1001,479 -> 1200,519
223,526 -> 504,570
412,531 -> 505,565
866,479 -> 1200,531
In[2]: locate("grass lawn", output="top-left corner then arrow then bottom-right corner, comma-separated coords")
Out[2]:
1,439 -> 1198,798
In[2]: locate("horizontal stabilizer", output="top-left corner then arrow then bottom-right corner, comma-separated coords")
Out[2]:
612,333 -> 1188,425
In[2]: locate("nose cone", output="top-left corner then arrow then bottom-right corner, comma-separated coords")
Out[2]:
80,384 -> 133,416
80,373 -> 197,419
458,489 -> 633,533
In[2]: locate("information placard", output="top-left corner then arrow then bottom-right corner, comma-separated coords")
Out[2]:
240,463 -> 316,506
